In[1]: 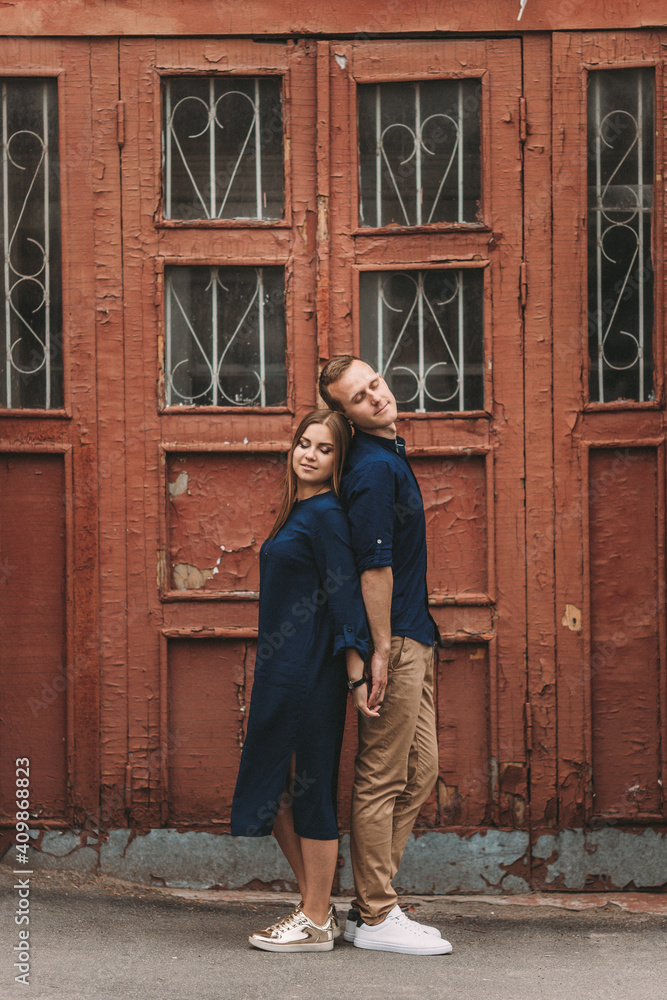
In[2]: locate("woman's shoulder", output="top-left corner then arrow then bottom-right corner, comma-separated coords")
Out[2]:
307,493 -> 354,541
298,491 -> 346,525
317,490 -> 344,510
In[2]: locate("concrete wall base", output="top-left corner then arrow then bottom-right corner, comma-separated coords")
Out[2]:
3,827 -> 666,893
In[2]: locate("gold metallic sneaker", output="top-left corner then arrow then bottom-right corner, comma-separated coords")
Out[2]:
329,904 -> 341,940
249,908 -> 335,952
296,901 -> 341,940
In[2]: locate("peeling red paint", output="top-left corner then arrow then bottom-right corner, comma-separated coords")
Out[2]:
167,453 -> 285,594
2,0 -> 667,37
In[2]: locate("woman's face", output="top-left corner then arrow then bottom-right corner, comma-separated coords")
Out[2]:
292,422 -> 335,490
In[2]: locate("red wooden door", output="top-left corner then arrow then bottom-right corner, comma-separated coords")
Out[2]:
0,38 -> 120,835
116,38 -> 319,829
542,31 -> 667,888
324,39 -> 528,864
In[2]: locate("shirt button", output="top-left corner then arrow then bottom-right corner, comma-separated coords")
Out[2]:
377,538 -> 382,544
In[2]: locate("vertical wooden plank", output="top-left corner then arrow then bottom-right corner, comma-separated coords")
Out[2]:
328,41 -> 356,354
316,40 -> 331,367
90,38 -> 129,828
283,39 -> 319,416
552,31 -> 589,829
55,38 -> 103,824
484,38 -> 528,830
522,34 -> 558,842
119,37 -> 164,826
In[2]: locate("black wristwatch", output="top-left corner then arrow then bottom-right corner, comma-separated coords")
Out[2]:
347,676 -> 367,691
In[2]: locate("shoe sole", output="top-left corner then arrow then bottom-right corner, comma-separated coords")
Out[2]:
249,936 -> 334,953
353,939 -> 453,955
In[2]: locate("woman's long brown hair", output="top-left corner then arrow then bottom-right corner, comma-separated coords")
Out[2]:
268,409 -> 352,538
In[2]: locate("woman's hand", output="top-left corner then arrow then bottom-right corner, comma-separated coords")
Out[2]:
346,648 -> 380,718
352,679 -> 380,718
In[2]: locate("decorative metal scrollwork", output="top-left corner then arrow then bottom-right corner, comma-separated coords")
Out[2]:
588,69 -> 654,403
360,268 -> 484,413
163,77 -> 284,221
165,265 -> 286,408
358,79 -> 481,228
1,79 -> 62,409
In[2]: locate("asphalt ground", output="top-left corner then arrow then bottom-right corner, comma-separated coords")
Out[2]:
1,866 -> 666,1000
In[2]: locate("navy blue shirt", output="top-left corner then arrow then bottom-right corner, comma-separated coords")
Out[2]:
340,429 -> 438,646
253,491 -> 369,685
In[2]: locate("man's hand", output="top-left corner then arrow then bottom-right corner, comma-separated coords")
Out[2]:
367,649 -> 388,710
359,566 -> 393,711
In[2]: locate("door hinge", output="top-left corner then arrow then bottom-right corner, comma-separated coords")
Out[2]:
519,96 -> 527,143
116,101 -> 125,147
520,260 -> 528,307
525,701 -> 533,753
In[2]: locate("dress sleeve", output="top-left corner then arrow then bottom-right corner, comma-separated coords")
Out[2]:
342,459 -> 395,573
311,504 -> 370,660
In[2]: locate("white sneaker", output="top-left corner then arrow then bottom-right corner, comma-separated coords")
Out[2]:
353,904 -> 453,955
344,906 -> 442,942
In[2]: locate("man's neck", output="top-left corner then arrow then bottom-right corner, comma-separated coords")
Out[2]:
355,423 -> 397,440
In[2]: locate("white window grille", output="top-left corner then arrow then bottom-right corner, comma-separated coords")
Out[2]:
358,79 -> 482,228
587,68 -> 655,403
163,77 -> 284,221
1,79 -> 62,410
359,269 -> 484,413
165,265 -> 286,408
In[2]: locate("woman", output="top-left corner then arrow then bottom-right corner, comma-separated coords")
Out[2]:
231,409 -> 376,953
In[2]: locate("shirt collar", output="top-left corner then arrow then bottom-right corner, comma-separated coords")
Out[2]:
353,428 -> 406,454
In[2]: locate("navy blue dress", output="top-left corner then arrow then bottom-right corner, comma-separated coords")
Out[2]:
231,491 -> 369,841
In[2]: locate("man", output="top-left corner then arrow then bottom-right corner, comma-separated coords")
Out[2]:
319,356 -> 452,956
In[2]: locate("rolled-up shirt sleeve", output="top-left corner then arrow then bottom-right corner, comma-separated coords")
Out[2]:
311,505 -> 370,660
342,459 -> 395,573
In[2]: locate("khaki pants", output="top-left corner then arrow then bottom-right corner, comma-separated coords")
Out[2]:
350,636 -> 438,925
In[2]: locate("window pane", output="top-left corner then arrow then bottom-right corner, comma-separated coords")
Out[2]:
358,79 -> 481,228
359,269 -> 484,413
165,265 -> 286,407
163,77 -> 284,221
587,69 -> 654,403
0,79 -> 63,409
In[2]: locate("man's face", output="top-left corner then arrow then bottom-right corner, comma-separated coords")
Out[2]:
327,360 -> 398,437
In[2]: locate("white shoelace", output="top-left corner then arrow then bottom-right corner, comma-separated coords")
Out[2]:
391,908 -> 431,935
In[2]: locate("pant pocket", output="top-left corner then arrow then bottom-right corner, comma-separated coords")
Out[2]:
388,636 -> 405,673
